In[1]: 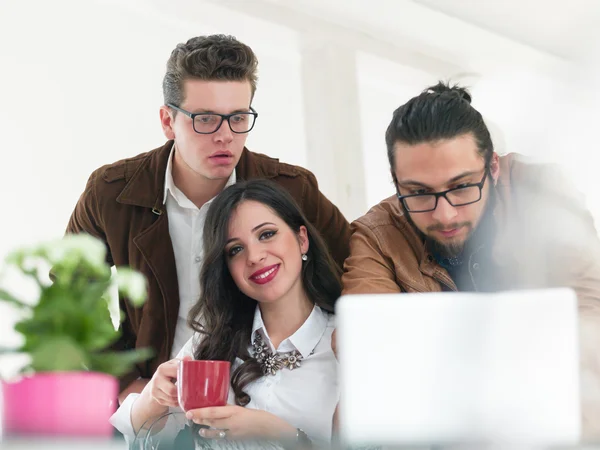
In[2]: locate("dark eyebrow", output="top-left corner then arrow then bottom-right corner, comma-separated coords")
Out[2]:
225,222 -> 276,245
399,170 -> 480,189
192,108 -> 251,115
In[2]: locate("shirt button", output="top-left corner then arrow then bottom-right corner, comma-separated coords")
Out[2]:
195,256 -> 201,263
472,263 -> 480,270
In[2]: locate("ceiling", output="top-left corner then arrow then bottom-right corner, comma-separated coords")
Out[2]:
154,0 -> 600,74
243,0 -> 598,72
411,0 -> 600,61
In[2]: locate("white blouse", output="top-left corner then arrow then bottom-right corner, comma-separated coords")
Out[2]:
109,305 -> 339,445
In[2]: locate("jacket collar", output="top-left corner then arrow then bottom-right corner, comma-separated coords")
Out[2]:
162,144 -> 236,207
116,141 -> 171,212
115,140 -> 281,211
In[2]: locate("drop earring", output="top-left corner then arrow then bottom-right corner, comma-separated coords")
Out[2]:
301,254 -> 308,261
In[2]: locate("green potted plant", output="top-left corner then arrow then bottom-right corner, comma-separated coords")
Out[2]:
0,233 -> 152,438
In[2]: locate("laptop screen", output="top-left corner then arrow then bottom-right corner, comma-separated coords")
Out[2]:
335,288 -> 580,446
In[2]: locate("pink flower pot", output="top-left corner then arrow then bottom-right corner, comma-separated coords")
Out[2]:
1,372 -> 118,437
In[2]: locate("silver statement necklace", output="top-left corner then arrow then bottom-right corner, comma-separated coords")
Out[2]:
251,324 -> 328,375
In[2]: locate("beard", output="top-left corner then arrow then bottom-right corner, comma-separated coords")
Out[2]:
426,222 -> 473,259
403,185 -> 497,260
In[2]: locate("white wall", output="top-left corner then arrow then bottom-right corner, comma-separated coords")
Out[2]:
0,0 -> 307,263
0,0 -> 310,381
1,0 -> 599,378
3,0 -> 595,267
357,52 -> 440,209
468,67 -> 600,228
357,56 -> 600,226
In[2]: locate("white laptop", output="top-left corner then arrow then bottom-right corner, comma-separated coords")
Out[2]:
335,288 -> 581,447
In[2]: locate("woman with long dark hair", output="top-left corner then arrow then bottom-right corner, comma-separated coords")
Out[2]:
112,179 -> 342,446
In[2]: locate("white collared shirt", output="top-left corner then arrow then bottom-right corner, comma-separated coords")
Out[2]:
110,306 -> 339,445
164,145 -> 236,357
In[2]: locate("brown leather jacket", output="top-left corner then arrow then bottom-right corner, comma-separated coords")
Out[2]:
343,153 -> 600,297
66,141 -> 350,391
342,153 -> 600,436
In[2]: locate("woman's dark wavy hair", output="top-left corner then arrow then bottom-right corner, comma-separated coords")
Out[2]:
187,179 -> 342,406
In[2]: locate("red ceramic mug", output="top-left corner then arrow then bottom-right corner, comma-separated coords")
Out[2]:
177,360 -> 231,411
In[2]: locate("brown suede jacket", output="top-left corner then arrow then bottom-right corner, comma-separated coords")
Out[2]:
66,141 -> 350,391
342,153 -> 600,435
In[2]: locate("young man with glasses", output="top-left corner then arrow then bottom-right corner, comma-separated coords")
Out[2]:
66,34 -> 350,402
342,81 -> 600,435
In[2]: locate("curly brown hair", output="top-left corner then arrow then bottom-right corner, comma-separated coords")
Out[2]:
163,34 -> 259,108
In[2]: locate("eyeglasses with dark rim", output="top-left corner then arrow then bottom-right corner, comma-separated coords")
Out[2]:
167,103 -> 258,134
396,168 -> 489,213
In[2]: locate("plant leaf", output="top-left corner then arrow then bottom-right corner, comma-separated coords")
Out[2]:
0,346 -> 18,354
29,337 -> 88,372
115,268 -> 147,307
3,234 -> 149,378
78,289 -> 119,351
0,288 -> 30,309
88,348 -> 154,377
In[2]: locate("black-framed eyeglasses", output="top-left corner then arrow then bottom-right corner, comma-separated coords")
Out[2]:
396,168 -> 489,213
167,103 -> 258,134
